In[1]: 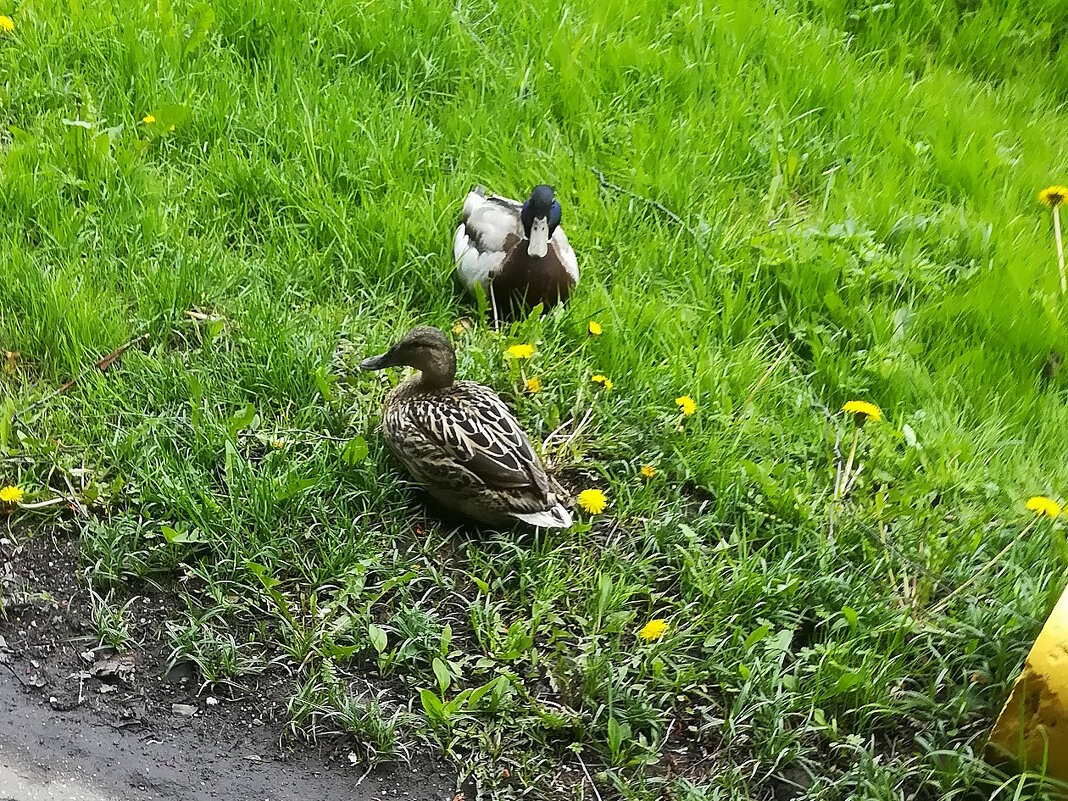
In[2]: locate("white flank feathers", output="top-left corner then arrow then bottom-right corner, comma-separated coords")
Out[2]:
510,504 -> 573,529
454,190 -> 523,291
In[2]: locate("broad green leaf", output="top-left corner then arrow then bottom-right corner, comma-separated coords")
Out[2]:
342,436 -> 368,466
607,715 -> 630,758
228,403 -> 256,436
835,670 -> 863,693
0,398 -> 13,452
92,131 -> 111,162
768,628 -> 794,654
902,423 -> 918,448
313,367 -> 335,402
162,525 -> 201,544
187,374 -> 204,429
467,677 -> 499,708
420,689 -> 445,722
842,606 -> 859,628
274,474 -> 316,502
153,103 -> 190,127
443,688 -> 472,716
472,281 -> 489,317
324,642 -> 358,660
440,622 -> 452,656
183,2 -> 215,55
245,561 -> 279,589
157,0 -> 175,34
490,675 -> 511,704
367,624 -> 387,654
744,623 -> 770,650
432,657 -> 451,695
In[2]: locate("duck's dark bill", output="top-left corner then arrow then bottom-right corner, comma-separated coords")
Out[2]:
360,353 -> 392,371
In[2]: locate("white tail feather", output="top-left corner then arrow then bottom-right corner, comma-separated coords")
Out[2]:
461,190 -> 487,220
453,222 -> 470,264
511,504 -> 573,529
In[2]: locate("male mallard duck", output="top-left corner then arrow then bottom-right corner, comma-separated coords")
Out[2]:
360,326 -> 572,528
453,184 -> 579,322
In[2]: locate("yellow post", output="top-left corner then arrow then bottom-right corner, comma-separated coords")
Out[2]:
987,584 -> 1068,778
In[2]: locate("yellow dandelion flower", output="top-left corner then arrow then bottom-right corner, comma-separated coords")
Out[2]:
588,320 -> 602,336
638,619 -> 668,642
577,488 -> 607,515
0,15 -> 14,33
842,400 -> 882,424
641,465 -> 656,479
0,485 -> 24,505
675,395 -> 697,416
506,344 -> 534,360
591,374 -> 607,384
1026,496 -> 1062,518
271,440 -> 285,450
142,113 -> 156,124
168,124 -> 175,131
525,377 -> 542,394
603,379 -> 613,392
1040,185 -> 1068,208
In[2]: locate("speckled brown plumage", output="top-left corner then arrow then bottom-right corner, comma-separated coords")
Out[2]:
361,327 -> 572,528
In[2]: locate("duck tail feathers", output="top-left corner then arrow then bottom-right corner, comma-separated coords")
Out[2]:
511,504 -> 573,529
453,223 -> 470,264
462,188 -> 487,220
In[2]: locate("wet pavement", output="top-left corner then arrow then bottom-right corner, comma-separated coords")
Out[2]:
0,762 -> 116,801
0,671 -> 455,801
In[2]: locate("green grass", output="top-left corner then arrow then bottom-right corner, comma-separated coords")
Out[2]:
3,0 -> 1068,797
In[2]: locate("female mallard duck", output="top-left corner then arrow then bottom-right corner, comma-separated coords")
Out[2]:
361,326 -> 572,528
453,184 -> 579,322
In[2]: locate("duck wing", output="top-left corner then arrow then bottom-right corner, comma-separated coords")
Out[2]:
454,189 -> 524,292
550,227 -> 580,285
411,382 -> 551,496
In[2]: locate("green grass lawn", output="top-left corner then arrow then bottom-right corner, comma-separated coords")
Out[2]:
4,0 -> 1068,797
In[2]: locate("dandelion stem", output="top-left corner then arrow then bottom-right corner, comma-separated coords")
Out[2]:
930,516 -> 1039,616
1055,205 -> 1066,296
837,427 -> 859,500
17,497 -> 70,510
12,332 -> 149,425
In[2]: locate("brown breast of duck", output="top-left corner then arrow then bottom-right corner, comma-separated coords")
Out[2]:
493,243 -> 576,314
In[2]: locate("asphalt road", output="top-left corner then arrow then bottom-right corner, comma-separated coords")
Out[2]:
0,671 -> 454,801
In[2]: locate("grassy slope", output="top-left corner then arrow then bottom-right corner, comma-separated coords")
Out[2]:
3,0 -> 1068,796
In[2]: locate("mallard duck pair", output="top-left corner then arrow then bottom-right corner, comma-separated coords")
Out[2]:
359,185 -> 580,529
